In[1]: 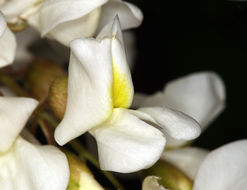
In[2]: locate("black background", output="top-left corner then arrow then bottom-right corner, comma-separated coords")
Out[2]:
131,0 -> 247,149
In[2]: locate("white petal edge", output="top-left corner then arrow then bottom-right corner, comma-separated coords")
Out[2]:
0,137 -> 69,190
161,147 -> 208,180
193,140 -> 247,190
91,108 -> 166,173
134,107 -> 201,141
133,72 -> 226,130
55,38 -> 113,145
142,176 -> 167,190
98,0 -> 143,31
0,12 -> 16,68
0,97 -> 38,152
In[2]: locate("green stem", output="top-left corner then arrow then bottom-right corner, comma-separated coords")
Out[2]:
38,119 -> 56,145
40,112 -> 124,190
0,71 -> 28,96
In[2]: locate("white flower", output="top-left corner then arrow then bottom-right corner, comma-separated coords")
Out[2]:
0,11 -> 16,68
193,140 -> 247,190
133,72 -> 226,148
0,96 -> 70,190
1,0 -> 143,46
147,140 -> 247,190
55,17 -> 201,173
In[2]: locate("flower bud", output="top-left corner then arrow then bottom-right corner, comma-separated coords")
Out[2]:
25,58 -> 66,101
8,20 -> 27,32
143,160 -> 193,190
48,76 -> 68,119
65,151 -> 104,190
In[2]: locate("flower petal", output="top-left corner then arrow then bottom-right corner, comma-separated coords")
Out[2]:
161,147 -> 208,180
40,0 -> 107,45
193,140 -> 247,190
133,72 -> 226,130
0,12 -> 16,68
55,38 -> 113,145
15,27 -> 39,65
135,107 -> 201,141
0,137 -> 69,190
100,17 -> 134,108
98,17 -> 134,108
0,0 -> 36,23
98,0 -> 143,31
142,176 -> 167,190
0,97 -> 38,152
91,108 -> 166,173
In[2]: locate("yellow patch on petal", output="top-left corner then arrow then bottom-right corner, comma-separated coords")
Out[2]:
112,62 -> 133,108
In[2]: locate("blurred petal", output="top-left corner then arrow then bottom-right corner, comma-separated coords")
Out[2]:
161,147 -> 208,180
40,0 -> 107,45
55,38 -> 113,145
0,137 -> 69,190
134,107 -> 201,141
0,0 -> 36,23
0,97 -> 38,152
15,27 -> 39,64
133,72 -> 226,130
91,108 -> 166,173
0,86 -> 16,96
142,176 -> 167,190
193,140 -> 247,190
0,12 -> 16,68
123,31 -> 137,70
98,0 -> 143,31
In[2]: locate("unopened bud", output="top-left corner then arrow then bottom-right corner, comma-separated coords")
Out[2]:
25,58 -> 66,101
142,176 -> 167,190
143,160 -> 193,190
48,76 -> 68,119
8,20 -> 28,32
65,151 -> 104,190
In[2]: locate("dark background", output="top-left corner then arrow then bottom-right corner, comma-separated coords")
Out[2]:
131,0 -> 247,149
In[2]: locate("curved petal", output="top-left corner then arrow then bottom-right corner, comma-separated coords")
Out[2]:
161,147 -> 208,180
193,140 -> 247,190
55,38 -> 113,145
91,108 -> 166,173
142,176 -> 167,190
133,72 -> 226,130
0,137 -> 69,190
0,97 -> 38,152
40,0 -> 107,45
0,12 -> 16,68
135,107 -> 201,141
98,17 -> 134,108
97,17 -> 133,108
98,0 -> 143,31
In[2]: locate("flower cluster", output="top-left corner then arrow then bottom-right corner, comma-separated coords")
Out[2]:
0,1 -> 246,190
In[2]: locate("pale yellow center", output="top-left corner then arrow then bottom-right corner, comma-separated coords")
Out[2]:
112,62 -> 132,108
